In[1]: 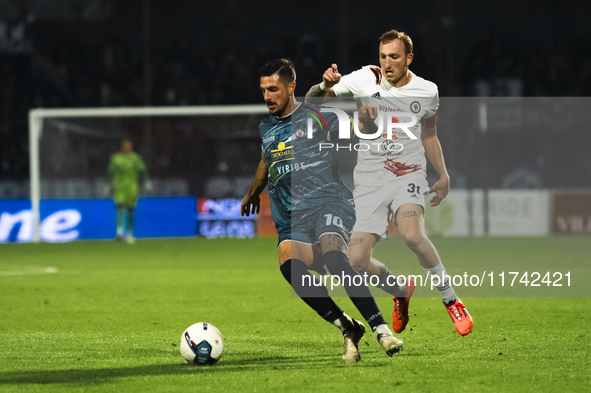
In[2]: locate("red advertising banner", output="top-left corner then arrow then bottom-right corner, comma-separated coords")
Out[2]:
552,193 -> 591,235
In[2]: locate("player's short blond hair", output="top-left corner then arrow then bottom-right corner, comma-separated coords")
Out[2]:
379,30 -> 413,55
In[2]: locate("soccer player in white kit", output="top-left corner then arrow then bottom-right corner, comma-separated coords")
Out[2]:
305,29 -> 472,336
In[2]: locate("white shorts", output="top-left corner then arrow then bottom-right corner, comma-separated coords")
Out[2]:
352,175 -> 429,239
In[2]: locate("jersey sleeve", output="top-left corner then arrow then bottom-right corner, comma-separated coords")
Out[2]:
423,87 -> 440,119
332,68 -> 365,97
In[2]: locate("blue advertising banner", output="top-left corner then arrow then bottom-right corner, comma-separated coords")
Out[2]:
134,197 -> 197,238
0,197 -> 197,242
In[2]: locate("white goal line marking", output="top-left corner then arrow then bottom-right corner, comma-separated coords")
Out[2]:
0,266 -> 58,277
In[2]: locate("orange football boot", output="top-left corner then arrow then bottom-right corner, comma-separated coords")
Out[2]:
445,299 -> 473,336
392,279 -> 415,333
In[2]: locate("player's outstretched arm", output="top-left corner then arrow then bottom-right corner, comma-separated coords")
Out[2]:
241,151 -> 268,217
421,116 -> 450,207
305,63 -> 340,103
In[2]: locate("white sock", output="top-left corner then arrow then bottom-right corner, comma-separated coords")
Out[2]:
424,263 -> 457,304
117,227 -> 123,236
332,313 -> 354,333
372,323 -> 392,338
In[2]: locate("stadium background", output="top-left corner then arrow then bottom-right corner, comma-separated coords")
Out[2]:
1,0 -> 590,240
1,2 -> 590,392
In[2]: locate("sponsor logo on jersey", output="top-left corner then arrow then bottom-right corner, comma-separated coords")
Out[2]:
384,158 -> 421,176
410,101 -> 421,113
378,105 -> 406,112
271,141 -> 294,160
263,135 -> 275,144
371,92 -> 381,99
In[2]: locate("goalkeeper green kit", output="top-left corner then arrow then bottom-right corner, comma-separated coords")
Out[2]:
106,152 -> 150,207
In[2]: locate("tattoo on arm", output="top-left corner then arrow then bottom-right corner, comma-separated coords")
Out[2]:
305,83 -> 325,99
400,210 -> 418,219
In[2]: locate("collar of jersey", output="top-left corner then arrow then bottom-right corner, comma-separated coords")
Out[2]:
275,101 -> 302,120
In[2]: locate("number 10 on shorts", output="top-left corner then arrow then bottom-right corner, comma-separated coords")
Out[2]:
324,214 -> 344,229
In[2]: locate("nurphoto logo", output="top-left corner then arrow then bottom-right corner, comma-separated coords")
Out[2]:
310,107 -> 417,152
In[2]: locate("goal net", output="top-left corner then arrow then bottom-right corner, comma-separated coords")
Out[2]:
28,105 -> 268,242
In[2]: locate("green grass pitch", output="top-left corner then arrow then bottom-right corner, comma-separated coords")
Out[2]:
1,237 -> 590,392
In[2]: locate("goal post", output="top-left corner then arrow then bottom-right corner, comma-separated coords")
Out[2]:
28,105 -> 269,242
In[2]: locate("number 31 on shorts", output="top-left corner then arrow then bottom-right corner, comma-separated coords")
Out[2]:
324,214 -> 344,229
407,183 -> 421,194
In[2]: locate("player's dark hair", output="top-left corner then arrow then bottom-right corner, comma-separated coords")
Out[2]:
258,58 -> 296,84
379,30 -> 413,55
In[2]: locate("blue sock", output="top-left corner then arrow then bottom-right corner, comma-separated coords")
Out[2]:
323,250 -> 386,329
116,207 -> 127,236
280,259 -> 343,323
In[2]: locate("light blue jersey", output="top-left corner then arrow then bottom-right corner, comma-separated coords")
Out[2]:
259,102 -> 354,244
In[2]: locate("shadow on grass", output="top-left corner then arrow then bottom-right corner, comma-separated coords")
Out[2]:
0,354 -> 392,385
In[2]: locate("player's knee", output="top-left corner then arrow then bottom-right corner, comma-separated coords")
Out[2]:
348,248 -> 370,273
277,242 -> 291,266
319,234 -> 346,254
401,230 -> 427,252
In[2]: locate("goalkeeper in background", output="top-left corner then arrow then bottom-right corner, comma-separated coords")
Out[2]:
105,138 -> 152,243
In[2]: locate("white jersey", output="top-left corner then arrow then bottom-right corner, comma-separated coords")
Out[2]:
333,65 -> 439,188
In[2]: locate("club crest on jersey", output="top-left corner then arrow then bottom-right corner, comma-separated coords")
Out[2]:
410,101 -> 421,113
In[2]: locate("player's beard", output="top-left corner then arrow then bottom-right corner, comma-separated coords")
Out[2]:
267,99 -> 287,116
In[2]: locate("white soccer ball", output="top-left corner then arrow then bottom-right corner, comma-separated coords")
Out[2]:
180,322 -> 224,365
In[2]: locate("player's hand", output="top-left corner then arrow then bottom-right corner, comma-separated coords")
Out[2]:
428,176 -> 450,207
241,194 -> 261,217
358,105 -> 378,124
322,64 -> 341,88
145,180 -> 153,192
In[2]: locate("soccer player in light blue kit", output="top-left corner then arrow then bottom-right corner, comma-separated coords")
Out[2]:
241,59 -> 403,363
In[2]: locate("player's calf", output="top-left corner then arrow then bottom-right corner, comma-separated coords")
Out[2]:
322,250 -> 386,326
400,229 -> 429,255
